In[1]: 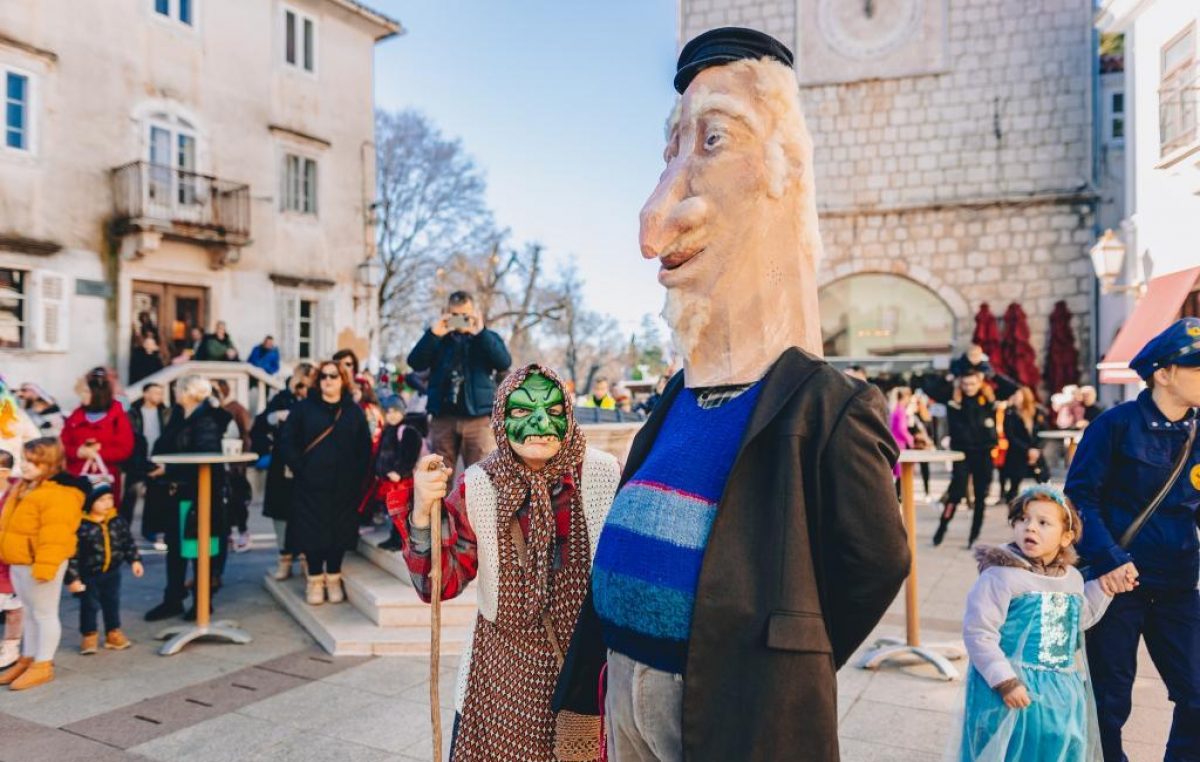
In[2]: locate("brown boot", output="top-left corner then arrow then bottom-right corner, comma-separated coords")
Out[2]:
80,632 -> 100,655
104,630 -> 132,650
0,656 -> 32,685
305,574 -> 325,605
273,553 -> 294,581
325,573 -> 344,604
9,660 -> 53,690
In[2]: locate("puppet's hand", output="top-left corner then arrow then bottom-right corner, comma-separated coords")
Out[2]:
412,455 -> 452,529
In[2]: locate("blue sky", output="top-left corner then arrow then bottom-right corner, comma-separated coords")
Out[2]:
371,1 -> 679,336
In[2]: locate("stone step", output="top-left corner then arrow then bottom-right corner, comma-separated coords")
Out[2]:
357,527 -> 413,582
340,554 -> 476,628
264,568 -> 474,657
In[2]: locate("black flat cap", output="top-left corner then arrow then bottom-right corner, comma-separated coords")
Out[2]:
674,27 -> 794,94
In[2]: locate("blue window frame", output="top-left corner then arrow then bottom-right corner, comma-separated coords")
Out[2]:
5,72 -> 28,151
155,0 -> 193,26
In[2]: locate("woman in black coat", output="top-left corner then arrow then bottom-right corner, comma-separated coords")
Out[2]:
1001,385 -> 1050,501
255,365 -> 313,581
280,360 -> 370,606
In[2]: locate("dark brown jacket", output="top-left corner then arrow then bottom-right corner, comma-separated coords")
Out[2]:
554,348 -> 911,761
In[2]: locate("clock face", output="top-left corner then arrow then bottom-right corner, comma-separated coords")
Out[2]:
816,0 -> 924,60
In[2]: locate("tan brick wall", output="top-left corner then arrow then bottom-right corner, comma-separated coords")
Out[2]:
679,0 -> 1097,383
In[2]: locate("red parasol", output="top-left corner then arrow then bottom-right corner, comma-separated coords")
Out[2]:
1044,300 -> 1081,394
972,303 -> 1003,375
1000,302 -> 1041,393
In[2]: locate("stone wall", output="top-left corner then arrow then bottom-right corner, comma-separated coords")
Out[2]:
679,0 -> 1098,384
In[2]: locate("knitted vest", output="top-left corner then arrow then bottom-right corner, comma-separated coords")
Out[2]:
453,447 -> 620,712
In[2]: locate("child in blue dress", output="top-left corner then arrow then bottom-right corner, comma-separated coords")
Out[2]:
960,485 -> 1116,761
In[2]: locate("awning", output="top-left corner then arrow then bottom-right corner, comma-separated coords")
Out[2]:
1098,266 -> 1200,384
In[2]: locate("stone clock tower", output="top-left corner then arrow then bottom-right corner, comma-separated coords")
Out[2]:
678,0 -> 1098,390
798,0 -> 948,85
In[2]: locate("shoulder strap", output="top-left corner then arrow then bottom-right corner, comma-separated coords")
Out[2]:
302,405 -> 343,456
508,519 -> 566,668
1118,417 -> 1198,549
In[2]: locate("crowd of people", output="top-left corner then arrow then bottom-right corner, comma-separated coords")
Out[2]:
1,24 -> 1198,762
876,343 -> 1106,549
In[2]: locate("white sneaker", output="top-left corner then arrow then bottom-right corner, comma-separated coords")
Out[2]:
233,532 -> 252,553
0,639 -> 19,670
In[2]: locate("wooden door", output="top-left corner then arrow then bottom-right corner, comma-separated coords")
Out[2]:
166,284 -> 208,358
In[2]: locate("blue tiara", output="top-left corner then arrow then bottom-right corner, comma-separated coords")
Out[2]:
1016,485 -> 1073,531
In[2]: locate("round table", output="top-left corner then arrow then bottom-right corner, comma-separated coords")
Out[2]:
151,452 -> 258,656
857,449 -> 966,681
1039,429 -> 1082,467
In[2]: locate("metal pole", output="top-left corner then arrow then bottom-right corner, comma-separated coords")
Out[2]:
901,461 -> 919,647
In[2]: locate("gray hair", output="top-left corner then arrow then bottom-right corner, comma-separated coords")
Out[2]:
175,374 -> 212,402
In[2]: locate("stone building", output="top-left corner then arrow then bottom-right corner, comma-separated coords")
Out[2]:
0,0 -> 400,402
679,0 -> 1101,386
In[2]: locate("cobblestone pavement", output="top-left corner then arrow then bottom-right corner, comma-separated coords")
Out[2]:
0,471 -> 1174,761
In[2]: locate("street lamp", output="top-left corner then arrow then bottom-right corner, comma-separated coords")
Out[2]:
356,255 -> 385,289
1089,229 -> 1140,294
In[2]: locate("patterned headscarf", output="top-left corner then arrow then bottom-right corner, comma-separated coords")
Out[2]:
479,363 -> 587,619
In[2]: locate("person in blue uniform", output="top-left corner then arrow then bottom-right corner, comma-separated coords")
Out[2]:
1064,317 -> 1200,762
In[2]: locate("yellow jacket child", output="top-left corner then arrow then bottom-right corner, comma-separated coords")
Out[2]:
0,438 -> 86,692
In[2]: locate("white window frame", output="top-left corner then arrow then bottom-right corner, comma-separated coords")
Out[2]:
1159,23 -> 1198,156
2,64 -> 36,156
281,5 -> 318,76
144,115 -> 204,216
281,151 -> 319,215
1105,88 -> 1125,145
151,0 -> 196,29
277,290 -> 334,362
0,266 -> 70,353
0,266 -> 29,350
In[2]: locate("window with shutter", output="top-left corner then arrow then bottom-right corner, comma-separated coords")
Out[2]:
32,270 -> 69,352
317,297 -> 336,360
277,291 -> 299,361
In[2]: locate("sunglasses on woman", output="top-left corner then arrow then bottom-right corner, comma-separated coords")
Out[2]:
319,372 -> 340,381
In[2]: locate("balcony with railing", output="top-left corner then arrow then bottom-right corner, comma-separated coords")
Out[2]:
110,161 -> 251,248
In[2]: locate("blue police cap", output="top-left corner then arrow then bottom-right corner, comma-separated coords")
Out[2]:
1129,317 -> 1200,380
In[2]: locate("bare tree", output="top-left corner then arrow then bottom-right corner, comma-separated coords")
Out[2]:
540,260 -> 623,389
374,109 -> 498,357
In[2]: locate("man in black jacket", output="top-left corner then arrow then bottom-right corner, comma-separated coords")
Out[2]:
406,291 -> 511,469
934,368 -> 999,547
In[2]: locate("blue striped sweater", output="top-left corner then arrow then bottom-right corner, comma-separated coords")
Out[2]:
592,382 -> 762,674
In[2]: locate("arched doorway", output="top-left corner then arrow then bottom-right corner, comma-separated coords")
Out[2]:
819,273 -> 957,360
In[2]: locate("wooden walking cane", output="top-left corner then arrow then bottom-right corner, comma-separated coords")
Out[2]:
427,457 -> 445,762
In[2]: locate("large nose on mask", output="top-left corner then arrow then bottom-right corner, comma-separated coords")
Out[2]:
529,407 -> 552,435
639,160 -> 693,261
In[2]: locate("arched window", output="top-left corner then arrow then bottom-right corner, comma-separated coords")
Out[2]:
819,273 -> 957,358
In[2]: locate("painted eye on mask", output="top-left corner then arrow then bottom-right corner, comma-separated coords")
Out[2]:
509,408 -> 532,419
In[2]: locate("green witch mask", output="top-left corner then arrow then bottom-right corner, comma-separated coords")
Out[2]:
504,373 -> 568,444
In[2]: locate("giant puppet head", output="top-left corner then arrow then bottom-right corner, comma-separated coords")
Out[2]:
640,28 -> 824,387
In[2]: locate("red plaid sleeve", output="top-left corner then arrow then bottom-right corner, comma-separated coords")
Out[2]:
397,473 -> 478,603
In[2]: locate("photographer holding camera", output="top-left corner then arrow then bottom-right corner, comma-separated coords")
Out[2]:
406,291 -> 511,470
